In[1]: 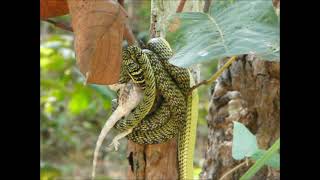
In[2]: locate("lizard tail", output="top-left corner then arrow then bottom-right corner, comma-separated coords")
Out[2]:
92,84 -> 143,180
92,110 -> 121,180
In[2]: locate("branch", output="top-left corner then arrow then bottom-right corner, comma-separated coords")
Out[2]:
176,0 -> 187,13
219,159 -> 251,180
203,0 -> 212,13
44,19 -> 73,32
118,0 -> 125,7
118,0 -> 137,46
124,23 -> 137,46
189,56 -> 238,94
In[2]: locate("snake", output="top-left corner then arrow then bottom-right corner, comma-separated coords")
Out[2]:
147,38 -> 199,179
110,38 -> 198,180
113,46 -> 156,131
119,38 -> 198,179
126,48 -> 186,144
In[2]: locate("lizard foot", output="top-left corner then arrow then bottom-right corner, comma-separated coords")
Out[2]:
107,128 -> 133,151
108,139 -> 120,151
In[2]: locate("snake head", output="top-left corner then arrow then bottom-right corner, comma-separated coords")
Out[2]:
147,38 -> 173,60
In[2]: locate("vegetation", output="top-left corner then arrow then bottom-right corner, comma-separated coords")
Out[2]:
40,0 -> 279,179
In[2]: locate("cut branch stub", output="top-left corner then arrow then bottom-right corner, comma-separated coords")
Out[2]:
67,0 -> 128,85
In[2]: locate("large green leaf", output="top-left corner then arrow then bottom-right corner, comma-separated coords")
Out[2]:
166,0 -> 279,67
240,138 -> 280,180
232,121 -> 259,160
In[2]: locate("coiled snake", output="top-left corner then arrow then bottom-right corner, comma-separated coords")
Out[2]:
92,38 -> 198,180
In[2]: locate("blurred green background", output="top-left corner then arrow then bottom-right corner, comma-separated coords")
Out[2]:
40,1 -> 217,179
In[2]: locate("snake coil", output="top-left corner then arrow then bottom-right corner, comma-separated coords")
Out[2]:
114,38 -> 198,180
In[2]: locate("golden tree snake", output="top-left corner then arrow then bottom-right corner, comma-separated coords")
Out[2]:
92,38 -> 199,180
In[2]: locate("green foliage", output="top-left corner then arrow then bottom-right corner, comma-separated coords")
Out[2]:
67,88 -> 91,115
136,0 -> 151,33
240,139 -> 280,180
193,167 -> 202,179
251,149 -> 280,169
41,1 -> 280,178
40,163 -> 61,180
40,34 -> 120,177
232,121 -> 259,160
232,122 -> 280,178
166,0 -> 279,67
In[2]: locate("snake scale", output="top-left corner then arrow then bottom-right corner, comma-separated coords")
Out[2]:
93,38 -> 198,180
114,46 -> 156,131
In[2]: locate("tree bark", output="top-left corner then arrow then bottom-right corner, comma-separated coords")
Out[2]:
200,55 -> 280,180
127,1 -> 203,179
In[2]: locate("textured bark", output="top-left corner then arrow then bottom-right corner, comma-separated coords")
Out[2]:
200,55 -> 280,180
127,138 -> 179,180
127,0 -> 203,179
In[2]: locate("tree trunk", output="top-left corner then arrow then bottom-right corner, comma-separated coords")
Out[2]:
200,55 -> 280,180
127,1 -> 203,179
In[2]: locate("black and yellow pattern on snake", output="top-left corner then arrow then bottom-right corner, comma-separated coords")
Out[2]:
134,99 -> 171,131
114,38 -> 198,180
130,38 -> 191,133
147,38 -> 197,179
113,46 -> 156,131
127,49 -> 187,144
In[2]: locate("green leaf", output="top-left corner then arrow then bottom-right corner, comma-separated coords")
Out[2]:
40,47 -> 54,57
193,167 -> 202,179
232,121 -> 259,160
251,149 -> 280,169
240,138 -> 280,180
166,0 -> 279,67
40,164 -> 61,180
44,102 -> 55,114
40,49 -> 65,71
68,90 -> 90,115
88,84 -> 116,100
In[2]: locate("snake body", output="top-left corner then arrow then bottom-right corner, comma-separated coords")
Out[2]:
127,49 -> 186,144
147,38 -> 198,179
113,46 -> 156,131
112,38 -> 198,180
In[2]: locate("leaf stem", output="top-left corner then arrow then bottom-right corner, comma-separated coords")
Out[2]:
118,1 -> 137,46
124,24 -> 137,46
219,158 -> 250,180
203,0 -> 212,13
44,19 -> 73,32
118,0 -> 125,6
240,138 -> 280,180
176,0 -> 187,13
189,56 -> 238,94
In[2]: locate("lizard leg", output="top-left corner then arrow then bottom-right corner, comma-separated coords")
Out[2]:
108,128 -> 133,151
108,83 -> 126,91
92,84 -> 142,180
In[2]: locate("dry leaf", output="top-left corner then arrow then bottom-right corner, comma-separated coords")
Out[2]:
67,0 -> 128,85
40,0 -> 69,19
